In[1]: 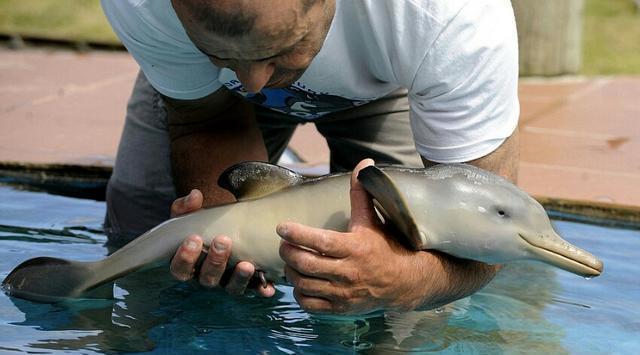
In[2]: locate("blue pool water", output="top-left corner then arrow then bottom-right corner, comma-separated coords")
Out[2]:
0,184 -> 639,354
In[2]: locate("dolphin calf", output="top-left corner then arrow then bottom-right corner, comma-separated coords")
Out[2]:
2,162 -> 603,303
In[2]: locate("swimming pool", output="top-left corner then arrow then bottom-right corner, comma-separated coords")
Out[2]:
0,184 -> 638,354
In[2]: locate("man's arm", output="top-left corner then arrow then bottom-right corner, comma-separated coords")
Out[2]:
164,88 -> 267,204
421,128 -> 520,183
163,88 -> 276,297
277,129 -> 519,314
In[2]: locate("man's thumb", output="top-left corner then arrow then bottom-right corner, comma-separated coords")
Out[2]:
349,158 -> 378,229
171,189 -> 203,217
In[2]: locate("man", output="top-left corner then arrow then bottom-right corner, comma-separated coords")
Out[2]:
101,0 -> 520,314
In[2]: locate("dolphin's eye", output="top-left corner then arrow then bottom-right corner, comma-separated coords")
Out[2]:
497,209 -> 508,218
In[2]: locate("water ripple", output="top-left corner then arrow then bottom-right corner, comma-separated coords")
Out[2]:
0,224 -> 103,244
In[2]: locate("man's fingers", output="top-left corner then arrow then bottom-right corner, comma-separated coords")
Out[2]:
225,261 -> 255,296
170,189 -> 204,217
277,222 -> 350,258
280,240 -> 344,280
284,265 -> 336,298
253,281 -> 277,298
198,235 -> 232,287
349,159 -> 379,229
292,288 -> 335,314
170,234 -> 203,281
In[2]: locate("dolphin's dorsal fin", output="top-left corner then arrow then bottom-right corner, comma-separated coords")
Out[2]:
218,161 -> 306,201
357,166 -> 426,250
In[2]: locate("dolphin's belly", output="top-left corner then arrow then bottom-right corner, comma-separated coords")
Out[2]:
204,175 -> 353,280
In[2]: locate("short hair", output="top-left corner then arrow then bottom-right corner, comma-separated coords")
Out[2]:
182,0 -> 319,37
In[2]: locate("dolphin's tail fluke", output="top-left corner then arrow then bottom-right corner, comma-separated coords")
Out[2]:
2,256 -> 112,303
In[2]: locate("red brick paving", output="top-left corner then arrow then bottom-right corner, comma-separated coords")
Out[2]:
518,77 -> 640,205
1,47 -> 638,206
0,48 -> 135,166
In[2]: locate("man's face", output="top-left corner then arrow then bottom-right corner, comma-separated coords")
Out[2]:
173,0 -> 335,93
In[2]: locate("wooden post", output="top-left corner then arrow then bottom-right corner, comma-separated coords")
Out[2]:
511,0 -> 584,76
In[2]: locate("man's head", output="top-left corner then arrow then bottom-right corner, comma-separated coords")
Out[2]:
172,0 -> 335,93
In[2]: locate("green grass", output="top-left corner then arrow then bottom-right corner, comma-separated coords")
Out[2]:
0,0 -> 118,44
582,0 -> 640,74
0,0 -> 639,74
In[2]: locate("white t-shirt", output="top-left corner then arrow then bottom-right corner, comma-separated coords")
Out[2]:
101,0 -> 519,163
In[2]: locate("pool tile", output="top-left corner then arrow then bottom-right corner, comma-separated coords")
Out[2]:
520,128 -> 640,174
523,78 -> 640,136
519,162 -> 640,205
518,79 -> 591,124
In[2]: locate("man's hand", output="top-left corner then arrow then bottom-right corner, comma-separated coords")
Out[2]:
278,159 -> 497,315
168,189 -> 276,297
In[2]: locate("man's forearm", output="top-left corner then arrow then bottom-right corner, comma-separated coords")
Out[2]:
164,90 -> 277,296
465,129 -> 520,183
167,94 -> 268,206
412,251 -> 499,311
422,129 -> 520,183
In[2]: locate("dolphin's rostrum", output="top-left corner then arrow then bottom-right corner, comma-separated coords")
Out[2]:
2,162 -> 603,303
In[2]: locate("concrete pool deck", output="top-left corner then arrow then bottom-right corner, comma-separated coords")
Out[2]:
1,47 -> 639,206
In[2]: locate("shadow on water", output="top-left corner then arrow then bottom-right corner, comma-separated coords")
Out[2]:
0,224 -> 104,244
354,262 -> 567,354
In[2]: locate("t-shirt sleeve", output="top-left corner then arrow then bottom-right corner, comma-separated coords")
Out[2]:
408,0 -> 519,163
101,0 -> 222,100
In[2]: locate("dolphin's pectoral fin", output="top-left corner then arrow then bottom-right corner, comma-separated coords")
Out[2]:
357,166 -> 426,250
218,161 -> 306,201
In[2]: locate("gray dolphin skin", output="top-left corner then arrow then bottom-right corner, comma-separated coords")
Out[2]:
2,162 -> 603,303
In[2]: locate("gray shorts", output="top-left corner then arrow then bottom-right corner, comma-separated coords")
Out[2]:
104,71 -> 421,246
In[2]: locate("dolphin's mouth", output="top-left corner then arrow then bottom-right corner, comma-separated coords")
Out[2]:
518,233 -> 603,277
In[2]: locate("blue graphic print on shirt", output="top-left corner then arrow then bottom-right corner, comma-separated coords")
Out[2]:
223,80 -> 370,120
